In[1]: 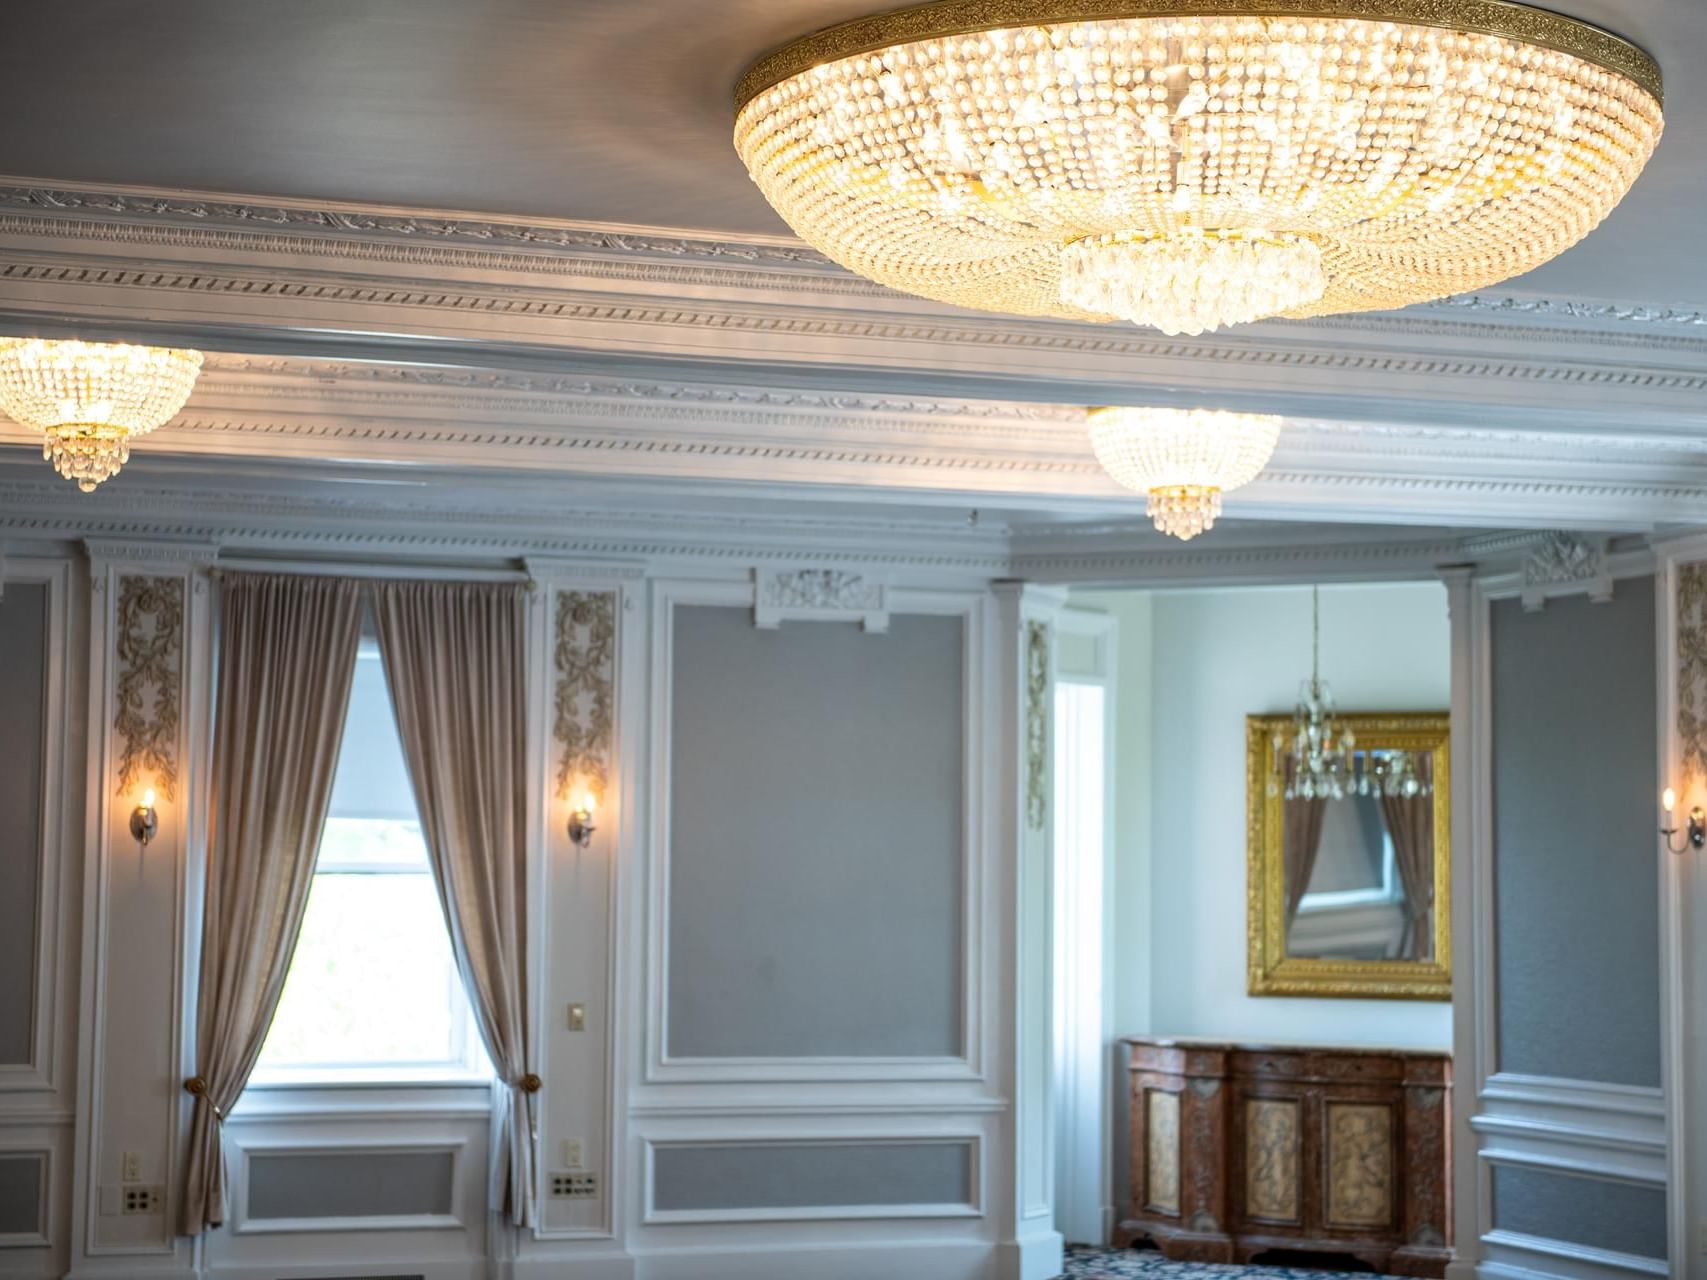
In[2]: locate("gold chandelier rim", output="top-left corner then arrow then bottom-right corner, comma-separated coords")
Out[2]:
734,0 -> 1661,112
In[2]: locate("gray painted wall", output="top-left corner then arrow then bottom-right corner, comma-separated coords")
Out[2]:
667,606 -> 965,1059
1490,580 -> 1661,1088
1491,1164 -> 1667,1258
0,583 -> 47,1066
652,1141 -> 973,1211
247,1150 -> 455,1221
0,1153 -> 44,1236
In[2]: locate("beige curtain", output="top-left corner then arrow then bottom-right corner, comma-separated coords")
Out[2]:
1380,754 -> 1436,961
180,573 -> 362,1235
371,579 -> 536,1227
1283,794 -> 1329,929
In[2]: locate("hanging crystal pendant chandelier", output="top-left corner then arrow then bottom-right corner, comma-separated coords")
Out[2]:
1273,585 -> 1355,800
0,339 -> 203,492
1087,406 -> 1279,539
735,0 -> 1663,337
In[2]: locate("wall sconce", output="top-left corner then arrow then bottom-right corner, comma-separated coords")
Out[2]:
567,792 -> 596,849
1660,788 -> 1704,854
130,788 -> 158,848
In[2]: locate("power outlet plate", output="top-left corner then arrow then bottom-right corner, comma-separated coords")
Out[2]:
563,1138 -> 585,1169
550,1171 -> 597,1199
120,1151 -> 142,1183
116,1185 -> 163,1215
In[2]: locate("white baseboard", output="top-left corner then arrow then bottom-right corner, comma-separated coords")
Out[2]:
998,1228 -> 1065,1280
1480,1228 -> 1670,1280
201,1262 -> 484,1280
632,1238 -> 996,1280
513,1249 -> 635,1280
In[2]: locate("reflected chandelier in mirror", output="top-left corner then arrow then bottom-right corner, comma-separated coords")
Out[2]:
1247,712 -> 1450,1000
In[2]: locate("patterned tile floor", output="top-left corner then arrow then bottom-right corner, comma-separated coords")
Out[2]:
1063,1245 -> 1401,1279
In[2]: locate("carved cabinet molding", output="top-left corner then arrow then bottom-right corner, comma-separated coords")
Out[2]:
1118,1037 -> 1451,1277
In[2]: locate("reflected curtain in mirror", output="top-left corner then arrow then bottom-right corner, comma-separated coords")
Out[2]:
1248,713 -> 1450,1000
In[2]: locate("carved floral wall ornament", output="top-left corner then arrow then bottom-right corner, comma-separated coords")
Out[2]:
552,591 -> 615,802
113,574 -> 184,800
1026,619 -> 1050,831
753,567 -> 889,631
1678,562 -> 1707,787
1520,530 -> 1612,611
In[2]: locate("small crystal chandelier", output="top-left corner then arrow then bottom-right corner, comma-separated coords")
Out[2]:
1273,586 -> 1355,800
735,1 -> 1663,338
1087,406 -> 1279,539
0,339 -> 203,492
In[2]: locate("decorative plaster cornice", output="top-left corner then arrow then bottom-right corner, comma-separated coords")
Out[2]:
2,177 -> 1706,356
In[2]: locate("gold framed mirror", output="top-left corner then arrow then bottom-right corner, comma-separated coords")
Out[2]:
1246,712 -> 1450,1000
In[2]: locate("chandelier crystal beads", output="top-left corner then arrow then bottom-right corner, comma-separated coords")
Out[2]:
734,0 -> 1663,337
1086,405 -> 1279,538
0,339 -> 203,492
1273,585 -> 1354,800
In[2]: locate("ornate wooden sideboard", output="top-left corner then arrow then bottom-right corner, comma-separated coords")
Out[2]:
1117,1037 -> 1451,1277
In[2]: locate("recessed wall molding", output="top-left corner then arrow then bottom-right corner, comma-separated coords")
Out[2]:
111,575 -> 184,801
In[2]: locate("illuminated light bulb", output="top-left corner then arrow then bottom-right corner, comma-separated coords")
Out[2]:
143,787 -> 157,810
1663,787 -> 1676,813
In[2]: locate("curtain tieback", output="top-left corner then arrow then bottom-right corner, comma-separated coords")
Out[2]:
183,1076 -> 226,1121
515,1073 -> 542,1094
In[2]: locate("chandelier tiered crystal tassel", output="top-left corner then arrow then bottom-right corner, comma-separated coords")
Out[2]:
1086,405 -> 1279,538
0,339 -> 203,492
735,0 -> 1663,337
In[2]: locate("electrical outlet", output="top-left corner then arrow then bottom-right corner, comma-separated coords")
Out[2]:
563,1138 -> 585,1169
121,1151 -> 142,1183
567,1002 -> 586,1032
550,1171 -> 597,1199
121,1185 -> 163,1215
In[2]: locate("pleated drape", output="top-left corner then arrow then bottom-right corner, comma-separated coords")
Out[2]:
179,573 -> 362,1235
1379,754 -> 1437,961
370,579 -> 536,1228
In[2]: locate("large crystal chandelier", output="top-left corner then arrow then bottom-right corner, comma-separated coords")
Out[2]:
735,1 -> 1663,337
1087,406 -> 1279,539
0,339 -> 203,492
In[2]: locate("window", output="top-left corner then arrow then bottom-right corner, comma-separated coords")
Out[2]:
254,643 -> 491,1083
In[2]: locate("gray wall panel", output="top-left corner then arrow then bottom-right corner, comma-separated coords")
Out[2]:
1490,580 -> 1660,1087
1491,1164 -> 1667,1259
667,606 -> 964,1059
652,1141 -> 973,1212
247,1150 -> 455,1221
0,583 -> 47,1066
0,1153 -> 44,1236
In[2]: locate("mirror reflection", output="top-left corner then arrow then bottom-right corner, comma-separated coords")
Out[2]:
1279,749 -> 1436,962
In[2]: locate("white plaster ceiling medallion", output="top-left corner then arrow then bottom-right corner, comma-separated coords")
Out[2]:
734,0 -> 1663,336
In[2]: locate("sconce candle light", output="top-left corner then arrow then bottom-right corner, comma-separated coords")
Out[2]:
130,788 -> 158,848
1660,788 -> 1704,854
567,792 -> 596,849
